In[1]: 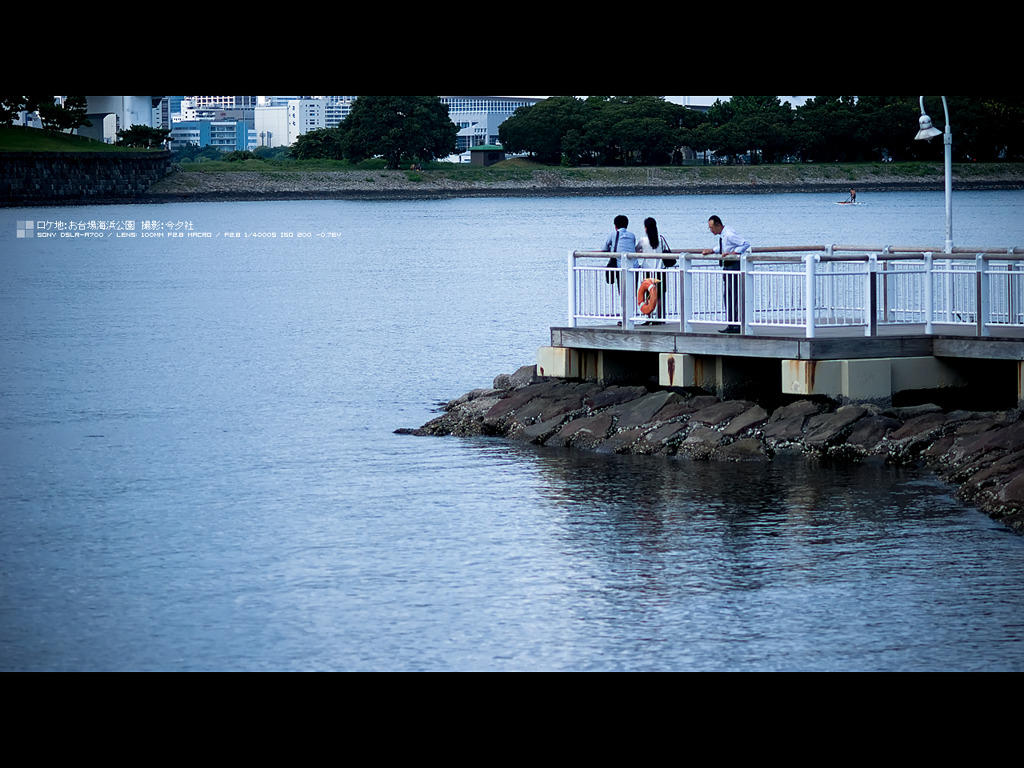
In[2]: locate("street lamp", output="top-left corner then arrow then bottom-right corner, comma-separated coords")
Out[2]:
914,96 -> 953,253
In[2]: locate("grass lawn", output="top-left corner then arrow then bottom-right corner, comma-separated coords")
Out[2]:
0,124 -> 151,153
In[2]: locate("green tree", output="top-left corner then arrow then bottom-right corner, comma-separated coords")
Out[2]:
38,96 -> 92,134
337,95 -> 457,169
500,95 -> 700,166
938,96 -> 1024,162
854,95 -> 918,161
794,96 -> 865,161
289,127 -> 344,160
977,96 -> 1024,160
0,96 -> 29,124
725,95 -> 796,163
116,124 -> 171,148
0,95 -> 65,126
499,95 -> 589,164
592,96 -> 687,165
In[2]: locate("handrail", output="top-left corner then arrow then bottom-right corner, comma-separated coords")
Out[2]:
569,244 -> 1024,338
574,245 -> 1024,259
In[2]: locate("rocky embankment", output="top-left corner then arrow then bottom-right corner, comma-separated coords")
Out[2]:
400,365 -> 1024,533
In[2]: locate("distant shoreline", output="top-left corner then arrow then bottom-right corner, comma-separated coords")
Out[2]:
132,174 -> 1024,206
6,162 -> 1024,207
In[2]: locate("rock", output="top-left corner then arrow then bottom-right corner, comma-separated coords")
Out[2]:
596,426 -> 650,455
802,405 -> 868,448
996,469 -> 1024,508
763,400 -> 823,444
888,411 -> 950,442
679,426 -> 723,460
847,414 -> 903,450
509,414 -> 570,443
400,366 -> 1024,534
482,380 -> 563,430
586,385 -> 648,410
650,395 -> 719,422
546,414 -> 614,449
493,364 -> 541,391
715,438 -> 770,462
636,422 -> 690,454
723,404 -> 770,437
885,403 -> 944,420
689,399 -> 756,427
608,390 -> 680,431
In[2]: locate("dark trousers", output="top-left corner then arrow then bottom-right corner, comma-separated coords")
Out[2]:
721,259 -> 739,323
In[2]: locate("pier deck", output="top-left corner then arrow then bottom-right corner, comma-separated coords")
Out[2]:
550,325 -> 1024,361
539,244 -> 1024,403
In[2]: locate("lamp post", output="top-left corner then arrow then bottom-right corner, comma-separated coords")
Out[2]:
914,96 -> 953,253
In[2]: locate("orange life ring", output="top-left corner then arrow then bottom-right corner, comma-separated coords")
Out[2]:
637,278 -> 660,315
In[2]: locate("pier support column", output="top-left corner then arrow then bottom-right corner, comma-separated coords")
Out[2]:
538,347 -> 653,384
660,353 -> 697,388
660,353 -> 728,390
537,346 -> 578,379
659,353 -> 760,398
782,357 -> 965,402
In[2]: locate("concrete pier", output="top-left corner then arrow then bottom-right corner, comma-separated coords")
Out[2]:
556,243 -> 1024,406
540,327 -> 1024,406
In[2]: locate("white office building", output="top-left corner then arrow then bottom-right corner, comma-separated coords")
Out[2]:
254,96 -> 356,148
440,96 -> 541,150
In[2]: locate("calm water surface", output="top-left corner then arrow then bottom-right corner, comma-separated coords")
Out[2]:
2,191 -> 1024,671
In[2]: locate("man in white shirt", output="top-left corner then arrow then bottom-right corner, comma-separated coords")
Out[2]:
701,215 -> 751,333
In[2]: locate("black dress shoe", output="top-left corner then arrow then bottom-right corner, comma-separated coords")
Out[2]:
718,327 -> 740,334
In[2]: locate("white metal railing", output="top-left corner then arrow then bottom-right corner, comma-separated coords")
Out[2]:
569,245 -> 1024,337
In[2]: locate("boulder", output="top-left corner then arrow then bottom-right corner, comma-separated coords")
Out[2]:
763,399 -> 822,443
689,399 -> 756,427
401,366 -> 1024,534
715,437 -> 770,462
608,390 -> 680,431
678,426 -> 723,460
846,414 -> 903,450
586,385 -> 648,410
802,405 -> 868,448
723,404 -> 770,437
546,414 -> 614,449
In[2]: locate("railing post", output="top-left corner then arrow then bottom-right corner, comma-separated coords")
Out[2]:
1009,260 -> 1016,327
675,256 -> 684,333
977,253 -> 990,337
881,246 -> 891,324
924,252 -> 934,335
740,252 -> 751,335
682,255 -> 693,334
620,258 -> 633,330
805,251 -> 817,338
867,253 -> 878,337
568,250 -> 577,328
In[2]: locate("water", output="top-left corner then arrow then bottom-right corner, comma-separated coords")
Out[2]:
2,190 -> 1024,671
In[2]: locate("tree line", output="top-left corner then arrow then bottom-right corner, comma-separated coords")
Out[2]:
1,95 -> 92,135
1,95 -> 174,148
497,95 -> 1024,166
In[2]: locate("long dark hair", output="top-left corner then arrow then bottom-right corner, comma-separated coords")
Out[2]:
644,217 -> 659,249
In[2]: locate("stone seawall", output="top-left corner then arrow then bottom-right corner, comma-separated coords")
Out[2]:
400,365 -> 1024,534
0,151 -> 174,206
